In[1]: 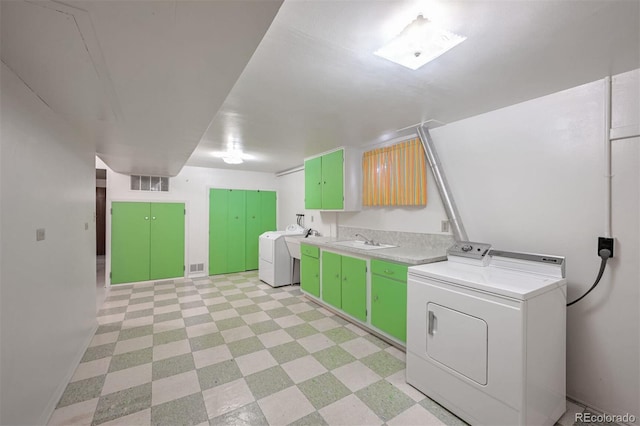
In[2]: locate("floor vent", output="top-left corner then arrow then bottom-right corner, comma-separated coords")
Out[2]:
189,263 -> 205,273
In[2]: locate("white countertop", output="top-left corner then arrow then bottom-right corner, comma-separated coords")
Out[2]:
292,236 -> 447,265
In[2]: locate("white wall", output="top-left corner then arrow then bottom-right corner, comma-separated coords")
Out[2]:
0,63 -> 97,425
100,163 -> 279,281
276,70 -> 639,421
429,71 -> 639,421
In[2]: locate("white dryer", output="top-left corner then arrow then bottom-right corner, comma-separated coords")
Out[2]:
259,225 -> 304,287
406,242 -> 566,426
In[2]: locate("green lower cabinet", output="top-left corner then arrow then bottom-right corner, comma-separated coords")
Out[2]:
321,251 -> 366,320
301,254 -> 320,297
371,260 -> 408,342
245,191 -> 261,270
340,256 -> 367,321
321,251 -> 342,309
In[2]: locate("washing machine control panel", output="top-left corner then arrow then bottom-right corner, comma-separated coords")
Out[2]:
447,241 -> 492,260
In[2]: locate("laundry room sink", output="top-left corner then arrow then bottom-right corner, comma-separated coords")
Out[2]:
331,240 -> 397,250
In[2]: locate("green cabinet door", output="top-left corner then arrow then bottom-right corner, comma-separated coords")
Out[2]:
209,189 -> 229,275
371,275 -> 407,342
149,203 -> 185,280
305,157 -> 322,209
245,190 -> 261,270
111,202 -> 151,284
321,251 -> 342,308
227,189 -> 246,273
341,255 -> 367,321
260,191 -> 277,233
321,149 -> 344,210
301,254 -> 320,297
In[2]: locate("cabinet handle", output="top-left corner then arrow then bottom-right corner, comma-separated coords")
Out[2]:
384,269 -> 394,275
374,295 -> 379,302
252,216 -> 256,219
428,311 -> 436,335
343,276 -> 347,281
335,274 -> 340,279
144,216 -> 149,220
152,216 -> 156,220
323,181 -> 327,184
235,216 -> 239,219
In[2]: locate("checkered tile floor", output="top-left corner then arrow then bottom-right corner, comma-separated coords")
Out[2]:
49,271 -> 468,426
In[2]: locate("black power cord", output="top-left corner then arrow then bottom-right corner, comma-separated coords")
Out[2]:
567,248 -> 612,307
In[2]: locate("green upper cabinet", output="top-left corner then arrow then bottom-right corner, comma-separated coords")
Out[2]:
209,188 -> 277,275
321,251 -> 342,309
149,203 -> 185,280
304,156 -> 322,209
111,201 -> 184,285
300,244 -> 320,297
321,149 -> 344,210
371,259 -> 408,342
304,147 -> 361,211
340,255 -> 367,321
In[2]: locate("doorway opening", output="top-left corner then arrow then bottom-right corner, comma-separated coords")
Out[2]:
96,168 -> 107,309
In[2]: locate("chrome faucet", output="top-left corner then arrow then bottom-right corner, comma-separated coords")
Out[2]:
355,233 -> 379,246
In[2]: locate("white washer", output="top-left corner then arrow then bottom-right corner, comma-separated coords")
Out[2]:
406,242 -> 567,426
259,225 -> 304,287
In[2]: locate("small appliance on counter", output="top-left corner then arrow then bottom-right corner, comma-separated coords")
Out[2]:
258,224 -> 305,287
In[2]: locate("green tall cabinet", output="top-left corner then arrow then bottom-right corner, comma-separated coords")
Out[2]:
321,251 -> 367,321
111,202 -> 184,285
209,188 -> 276,275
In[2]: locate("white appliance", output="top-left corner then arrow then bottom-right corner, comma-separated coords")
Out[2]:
406,242 -> 566,426
259,225 -> 304,287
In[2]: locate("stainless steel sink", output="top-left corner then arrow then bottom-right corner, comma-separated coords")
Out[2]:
331,240 -> 397,250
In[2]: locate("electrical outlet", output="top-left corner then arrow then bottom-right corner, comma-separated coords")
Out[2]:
311,215 -> 314,222
36,228 -> 45,241
441,220 -> 450,232
598,237 -> 614,257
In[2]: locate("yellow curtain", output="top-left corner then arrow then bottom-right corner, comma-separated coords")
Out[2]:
362,138 -> 427,206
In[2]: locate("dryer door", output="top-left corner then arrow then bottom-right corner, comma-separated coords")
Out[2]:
426,302 -> 488,385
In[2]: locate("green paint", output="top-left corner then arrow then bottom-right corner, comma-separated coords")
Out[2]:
304,156 -> 322,209
111,202 -> 151,284
321,251 -> 342,309
301,254 -> 320,297
371,275 -> 407,342
209,189 -> 229,275
245,190 -> 261,270
340,255 -> 367,321
111,202 -> 185,285
321,149 -> 344,209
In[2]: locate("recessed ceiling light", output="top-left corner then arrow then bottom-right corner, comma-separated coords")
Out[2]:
375,14 -> 466,70
211,147 -> 252,165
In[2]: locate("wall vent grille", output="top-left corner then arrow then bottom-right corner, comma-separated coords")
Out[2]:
130,175 -> 169,192
189,263 -> 205,273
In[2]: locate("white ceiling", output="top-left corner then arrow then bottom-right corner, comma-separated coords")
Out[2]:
1,0 -> 638,176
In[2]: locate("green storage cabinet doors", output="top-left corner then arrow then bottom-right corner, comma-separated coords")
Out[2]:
149,203 -> 185,280
209,188 -> 276,275
111,202 -> 185,285
321,150 -> 344,210
304,150 -> 344,210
